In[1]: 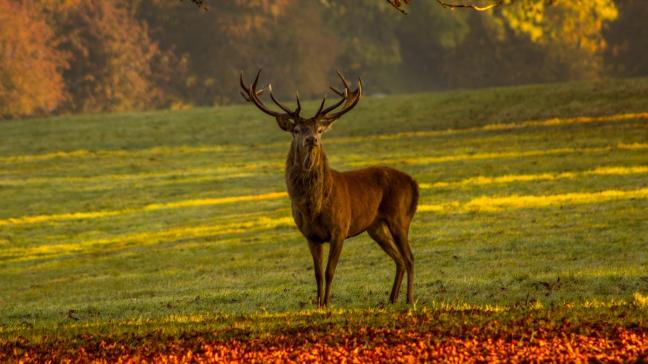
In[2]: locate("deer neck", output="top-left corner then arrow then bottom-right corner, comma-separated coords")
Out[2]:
285,142 -> 332,215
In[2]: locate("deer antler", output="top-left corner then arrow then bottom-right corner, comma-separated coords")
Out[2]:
313,70 -> 362,124
240,69 -> 302,117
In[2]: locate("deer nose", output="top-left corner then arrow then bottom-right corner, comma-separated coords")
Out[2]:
305,136 -> 318,146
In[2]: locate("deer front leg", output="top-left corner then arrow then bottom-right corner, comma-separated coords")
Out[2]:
323,236 -> 344,306
307,240 -> 324,307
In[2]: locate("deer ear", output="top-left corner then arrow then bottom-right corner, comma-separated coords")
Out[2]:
275,115 -> 294,132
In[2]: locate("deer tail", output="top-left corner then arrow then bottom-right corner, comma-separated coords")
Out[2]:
408,178 -> 419,218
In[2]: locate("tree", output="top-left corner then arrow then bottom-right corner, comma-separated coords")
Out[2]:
0,0 -> 67,118
136,0 -> 339,104
0,0 -> 633,119
57,0 -> 160,113
499,0 -> 617,79
385,0 -> 618,80
604,0 -> 648,78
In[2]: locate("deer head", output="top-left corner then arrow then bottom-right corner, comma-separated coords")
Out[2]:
240,69 -> 362,152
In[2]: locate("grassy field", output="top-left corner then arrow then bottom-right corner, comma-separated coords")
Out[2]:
1,78 -> 647,359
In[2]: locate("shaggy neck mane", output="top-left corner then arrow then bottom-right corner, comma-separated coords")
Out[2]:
285,142 -> 332,216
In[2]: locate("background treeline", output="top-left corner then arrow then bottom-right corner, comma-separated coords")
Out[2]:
1,0 -> 646,119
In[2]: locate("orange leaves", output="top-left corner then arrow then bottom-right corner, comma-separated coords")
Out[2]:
2,307 -> 647,362
0,0 -> 67,118
3,324 -> 646,363
0,0 -> 161,118
60,1 -> 159,113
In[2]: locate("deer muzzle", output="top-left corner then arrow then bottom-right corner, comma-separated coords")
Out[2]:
304,136 -> 319,147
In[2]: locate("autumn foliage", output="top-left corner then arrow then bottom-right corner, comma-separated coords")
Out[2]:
0,0 -> 66,118
0,0 -> 645,119
2,310 -> 646,363
58,0 -> 159,113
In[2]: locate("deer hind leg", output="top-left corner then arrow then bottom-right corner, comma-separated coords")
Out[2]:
323,236 -> 344,306
308,241 -> 324,307
388,222 -> 415,304
368,222 -> 405,304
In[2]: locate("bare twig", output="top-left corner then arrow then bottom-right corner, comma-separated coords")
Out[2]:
386,0 -> 410,14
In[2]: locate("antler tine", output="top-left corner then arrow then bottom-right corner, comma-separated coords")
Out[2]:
342,78 -> 361,107
251,69 -> 262,92
321,77 -> 362,122
256,83 -> 269,96
269,84 -> 299,116
313,71 -> 359,120
318,93 -> 346,116
240,70 -> 284,118
314,95 -> 327,116
336,69 -> 351,91
329,86 -> 345,97
250,70 -> 269,103
240,90 -> 251,102
240,71 -> 251,94
295,91 -> 302,115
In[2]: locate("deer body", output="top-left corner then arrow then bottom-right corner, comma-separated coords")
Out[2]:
241,70 -> 418,306
287,156 -> 417,242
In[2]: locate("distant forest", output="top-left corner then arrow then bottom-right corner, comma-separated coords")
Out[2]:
1,0 -> 646,119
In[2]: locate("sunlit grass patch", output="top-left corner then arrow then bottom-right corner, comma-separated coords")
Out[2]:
0,192 -> 288,226
420,165 -> 648,189
419,187 -> 648,213
327,112 -> 648,145
350,143 -> 647,168
1,216 -> 293,264
0,209 -> 124,226
0,144 -> 245,164
0,169 -> 258,189
619,142 -> 648,150
144,192 -> 287,210
482,112 -> 648,130
462,187 -> 648,212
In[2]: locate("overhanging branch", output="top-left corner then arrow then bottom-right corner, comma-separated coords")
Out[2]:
386,0 -> 505,13
436,0 -> 504,11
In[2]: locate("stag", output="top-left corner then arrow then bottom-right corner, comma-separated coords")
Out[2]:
240,70 -> 419,306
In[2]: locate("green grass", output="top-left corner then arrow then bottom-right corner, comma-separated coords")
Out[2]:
0,78 -> 647,341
